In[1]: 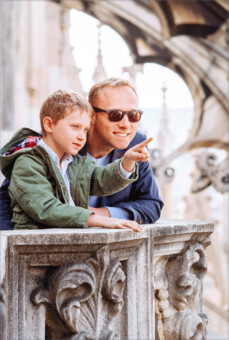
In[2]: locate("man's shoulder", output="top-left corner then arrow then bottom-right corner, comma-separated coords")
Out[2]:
127,130 -> 146,149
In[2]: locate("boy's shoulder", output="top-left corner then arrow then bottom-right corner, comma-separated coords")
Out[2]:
72,154 -> 97,169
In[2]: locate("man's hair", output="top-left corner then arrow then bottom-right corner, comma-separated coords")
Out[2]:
40,89 -> 93,135
88,78 -> 138,106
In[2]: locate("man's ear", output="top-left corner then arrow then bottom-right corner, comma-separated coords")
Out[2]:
91,112 -> 96,125
43,117 -> 54,133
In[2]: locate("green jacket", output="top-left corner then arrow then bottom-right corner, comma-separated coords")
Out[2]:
0,128 -> 138,229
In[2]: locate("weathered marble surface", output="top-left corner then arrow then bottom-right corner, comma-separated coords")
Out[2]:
0,220 -> 213,340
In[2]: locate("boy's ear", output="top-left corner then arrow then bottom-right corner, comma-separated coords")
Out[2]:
43,117 -> 53,133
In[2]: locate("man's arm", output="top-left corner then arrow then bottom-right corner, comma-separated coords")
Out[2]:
0,178 -> 13,230
89,159 -> 138,197
88,206 -> 111,217
109,161 -> 163,223
91,160 -> 163,224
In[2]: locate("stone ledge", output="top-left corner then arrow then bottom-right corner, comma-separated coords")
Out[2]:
0,219 -> 214,340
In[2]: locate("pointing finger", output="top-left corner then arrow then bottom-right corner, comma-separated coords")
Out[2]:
136,137 -> 153,150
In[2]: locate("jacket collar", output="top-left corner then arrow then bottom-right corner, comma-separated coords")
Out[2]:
79,143 -> 125,162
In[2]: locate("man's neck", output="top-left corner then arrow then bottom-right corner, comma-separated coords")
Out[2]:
87,132 -> 113,159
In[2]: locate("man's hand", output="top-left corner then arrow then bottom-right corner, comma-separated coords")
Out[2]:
88,207 -> 111,217
86,214 -> 142,232
121,137 -> 153,172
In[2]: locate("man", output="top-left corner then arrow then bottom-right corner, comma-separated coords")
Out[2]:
0,78 -> 163,230
80,78 -> 163,222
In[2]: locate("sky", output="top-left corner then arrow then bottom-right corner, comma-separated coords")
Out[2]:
69,9 -> 194,110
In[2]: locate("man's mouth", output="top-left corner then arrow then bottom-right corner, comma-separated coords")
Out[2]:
114,132 -> 129,137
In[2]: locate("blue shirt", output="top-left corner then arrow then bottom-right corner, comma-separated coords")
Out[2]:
79,131 -> 164,224
87,152 -> 132,219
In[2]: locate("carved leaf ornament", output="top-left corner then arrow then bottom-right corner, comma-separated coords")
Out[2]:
31,256 -> 125,339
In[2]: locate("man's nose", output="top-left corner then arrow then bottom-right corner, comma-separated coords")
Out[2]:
118,114 -> 131,128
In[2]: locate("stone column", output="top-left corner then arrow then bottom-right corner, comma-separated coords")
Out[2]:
0,0 -> 14,131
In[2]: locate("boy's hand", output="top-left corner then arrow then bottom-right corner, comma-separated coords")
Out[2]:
121,137 -> 153,172
87,215 -> 142,232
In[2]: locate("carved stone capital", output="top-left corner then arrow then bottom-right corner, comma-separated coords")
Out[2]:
155,240 -> 210,340
31,254 -> 125,339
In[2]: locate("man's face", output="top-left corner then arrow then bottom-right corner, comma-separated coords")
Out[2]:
91,86 -> 139,151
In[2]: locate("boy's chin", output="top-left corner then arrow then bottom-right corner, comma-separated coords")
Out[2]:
71,151 -> 79,156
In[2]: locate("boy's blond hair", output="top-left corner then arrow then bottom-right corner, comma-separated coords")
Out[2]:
40,89 -> 93,136
88,78 -> 138,106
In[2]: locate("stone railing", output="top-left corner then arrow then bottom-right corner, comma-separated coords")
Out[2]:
0,220 -> 214,340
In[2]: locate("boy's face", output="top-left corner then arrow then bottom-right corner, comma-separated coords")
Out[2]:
47,109 -> 91,160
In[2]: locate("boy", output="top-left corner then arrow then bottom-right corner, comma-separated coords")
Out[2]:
0,89 -> 152,231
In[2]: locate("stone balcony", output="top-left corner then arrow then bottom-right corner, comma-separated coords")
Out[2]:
0,219 -> 214,340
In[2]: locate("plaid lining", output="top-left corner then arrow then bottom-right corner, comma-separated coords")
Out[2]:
4,136 -> 41,156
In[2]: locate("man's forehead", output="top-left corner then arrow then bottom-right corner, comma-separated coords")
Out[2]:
97,85 -> 138,102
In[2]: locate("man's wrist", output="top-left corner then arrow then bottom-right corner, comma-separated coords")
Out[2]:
106,206 -> 132,220
88,206 -> 111,217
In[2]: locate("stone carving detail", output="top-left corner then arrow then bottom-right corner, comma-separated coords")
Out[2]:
155,241 -> 209,340
191,152 -> 229,193
149,149 -> 175,186
0,278 -> 7,340
31,249 -> 125,340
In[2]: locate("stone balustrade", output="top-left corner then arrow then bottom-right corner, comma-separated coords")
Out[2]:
0,219 -> 214,340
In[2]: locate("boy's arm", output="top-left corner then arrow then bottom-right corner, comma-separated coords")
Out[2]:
89,138 -> 152,197
10,156 -> 142,231
90,159 -> 139,197
89,135 -> 163,223
121,137 -> 152,172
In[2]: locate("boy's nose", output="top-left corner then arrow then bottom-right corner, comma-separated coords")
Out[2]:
77,131 -> 85,140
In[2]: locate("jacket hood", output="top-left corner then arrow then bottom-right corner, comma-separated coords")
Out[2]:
0,128 -> 41,179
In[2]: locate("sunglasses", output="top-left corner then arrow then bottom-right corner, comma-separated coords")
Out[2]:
93,106 -> 143,123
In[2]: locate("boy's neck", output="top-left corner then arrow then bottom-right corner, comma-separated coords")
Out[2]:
42,137 -> 65,167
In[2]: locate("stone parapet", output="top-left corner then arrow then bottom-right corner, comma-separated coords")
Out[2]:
0,220 -> 213,340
